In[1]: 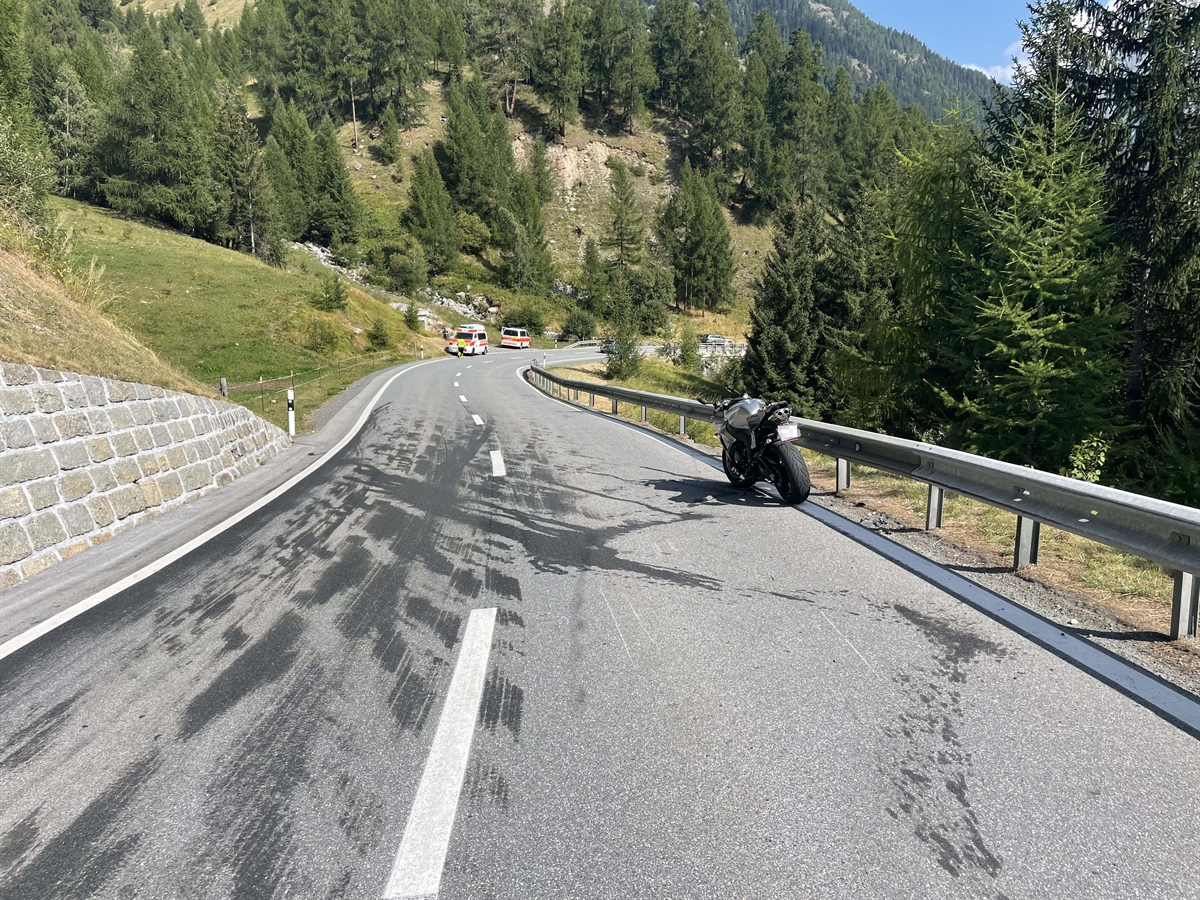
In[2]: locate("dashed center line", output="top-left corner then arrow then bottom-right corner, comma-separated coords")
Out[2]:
459,395 -> 467,403
453,381 -> 459,387
472,415 -> 484,426
490,450 -> 506,477
383,608 -> 497,899
456,372 -> 462,376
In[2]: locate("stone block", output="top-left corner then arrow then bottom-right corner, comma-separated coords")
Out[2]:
179,462 -> 213,492
30,416 -> 58,444
149,385 -> 165,398
134,383 -> 150,399
57,470 -> 94,502
111,432 -> 138,457
104,379 -> 136,403
183,443 -> 199,464
0,567 -> 19,590
150,399 -> 173,422
86,409 -> 113,434
81,375 -> 107,406
0,522 -> 33,564
54,411 -> 92,439
165,446 -> 187,469
136,452 -> 161,476
27,480 -> 59,510
133,427 -> 154,451
109,485 -> 146,520
26,511 -> 66,551
59,540 -> 89,561
156,472 -> 184,502
140,482 -> 163,508
52,441 -> 90,471
86,436 -> 115,462
150,424 -> 172,447
0,387 -> 35,415
130,401 -> 153,426
107,405 -> 135,430
90,465 -> 117,493
216,471 -> 234,488
61,382 -> 88,409
21,553 -> 56,579
33,367 -> 63,383
0,419 -> 35,449
167,422 -> 186,443
89,532 -> 113,547
31,384 -> 65,413
112,458 -> 143,485
61,503 -> 95,537
0,487 -> 30,521
0,363 -> 37,385
0,448 -> 58,487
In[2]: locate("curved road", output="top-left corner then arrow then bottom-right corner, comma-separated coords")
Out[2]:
1,350 -> 1198,900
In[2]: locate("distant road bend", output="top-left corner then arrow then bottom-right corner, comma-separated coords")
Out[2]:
1,349 -> 1198,900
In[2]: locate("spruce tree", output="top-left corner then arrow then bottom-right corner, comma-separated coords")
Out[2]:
378,105 -> 400,165
405,148 -> 461,273
212,89 -> 281,262
647,0 -> 695,113
682,0 -> 740,160
763,30 -> 829,206
613,0 -> 654,133
500,169 -> 553,293
48,64 -> 99,199
263,135 -> 307,241
268,102 -> 317,231
657,159 -> 733,311
743,204 -> 822,415
585,0 -> 623,108
529,136 -> 554,202
580,236 -> 609,314
309,115 -> 361,246
601,157 -> 643,270
539,0 -> 585,136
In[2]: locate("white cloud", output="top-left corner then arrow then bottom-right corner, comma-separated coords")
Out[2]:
966,40 -> 1028,85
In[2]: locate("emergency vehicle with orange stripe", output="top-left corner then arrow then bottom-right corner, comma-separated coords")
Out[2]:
500,327 -> 531,349
446,324 -> 489,356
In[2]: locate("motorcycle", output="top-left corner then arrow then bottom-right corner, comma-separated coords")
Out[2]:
707,392 -> 811,504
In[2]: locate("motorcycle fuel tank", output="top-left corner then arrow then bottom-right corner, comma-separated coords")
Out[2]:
724,398 -> 766,430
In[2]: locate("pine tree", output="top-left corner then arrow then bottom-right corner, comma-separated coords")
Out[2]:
540,0 -> 585,136
529,136 -> 554,202
263,134 -> 307,240
479,0 -> 541,116
434,0 -> 467,77
362,0 -> 433,123
580,236 -> 608,314
612,0 -> 654,133
647,0 -> 695,113
682,0 -> 740,160
405,148 -> 461,272
378,104 -> 400,164
762,30 -> 829,206
605,277 -> 641,378
657,159 -> 733,311
826,66 -> 861,210
601,157 -> 643,270
180,0 -> 206,38
309,115 -> 361,246
212,89 -> 281,262
585,0 -> 622,108
48,64 -> 99,198
743,204 -> 823,415
744,8 -> 786,76
500,169 -> 553,293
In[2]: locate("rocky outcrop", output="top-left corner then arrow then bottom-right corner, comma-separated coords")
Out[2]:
0,363 -> 290,589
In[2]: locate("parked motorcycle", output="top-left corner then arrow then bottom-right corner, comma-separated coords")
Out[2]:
708,392 -> 811,504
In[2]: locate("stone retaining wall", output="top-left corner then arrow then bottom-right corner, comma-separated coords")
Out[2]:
0,363 -> 290,589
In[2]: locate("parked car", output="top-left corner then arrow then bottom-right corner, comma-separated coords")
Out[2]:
701,334 -> 733,348
600,338 -> 616,354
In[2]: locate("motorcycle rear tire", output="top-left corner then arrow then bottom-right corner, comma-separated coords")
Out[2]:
772,441 -> 811,504
722,445 -> 757,490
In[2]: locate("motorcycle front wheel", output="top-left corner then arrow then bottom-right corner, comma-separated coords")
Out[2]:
771,441 -> 811,504
721,444 -> 757,489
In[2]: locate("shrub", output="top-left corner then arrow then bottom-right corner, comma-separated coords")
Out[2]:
678,319 -> 701,372
631,163 -> 646,178
304,317 -> 340,352
367,315 -> 390,349
638,299 -> 669,336
455,211 -> 492,254
403,303 -> 421,330
562,308 -> 596,342
388,246 -> 428,293
503,301 -> 547,334
311,273 -> 348,311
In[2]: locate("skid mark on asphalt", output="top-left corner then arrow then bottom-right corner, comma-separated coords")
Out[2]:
0,690 -> 84,769
882,604 -> 1008,887
479,670 -> 524,740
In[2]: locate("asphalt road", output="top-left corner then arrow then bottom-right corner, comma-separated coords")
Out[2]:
2,349 -> 1199,900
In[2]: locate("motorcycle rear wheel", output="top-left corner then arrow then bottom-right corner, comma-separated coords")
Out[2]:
772,441 -> 811,504
721,444 -> 757,489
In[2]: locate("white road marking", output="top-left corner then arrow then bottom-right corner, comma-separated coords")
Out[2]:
456,372 -> 461,377
490,450 -> 506,477
0,358 -> 446,662
472,415 -> 484,426
459,395 -> 467,403
466,365 -> 473,369
453,382 -> 459,387
383,608 -> 497,899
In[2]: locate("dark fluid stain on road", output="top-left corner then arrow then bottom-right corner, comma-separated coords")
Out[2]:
479,670 -> 524,740
201,662 -> 329,900
0,690 -> 84,769
404,596 -> 462,649
0,753 -> 158,900
883,606 -> 1006,885
486,570 -> 523,602
179,612 -> 306,740
191,590 -> 239,623
220,622 -> 251,655
0,809 -> 39,871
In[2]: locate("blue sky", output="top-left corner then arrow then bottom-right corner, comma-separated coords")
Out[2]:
850,1 -> 1032,82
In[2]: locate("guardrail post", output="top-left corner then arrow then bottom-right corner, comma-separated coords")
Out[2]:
286,389 -> 295,437
926,485 -> 944,530
641,406 -> 647,423
1014,516 -> 1040,569
611,398 -> 618,414
836,458 -> 851,493
1170,571 -> 1199,640
590,392 -> 595,407
678,416 -> 686,436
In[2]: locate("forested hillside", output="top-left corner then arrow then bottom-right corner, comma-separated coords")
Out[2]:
1,0 -> 1198,504
723,0 -> 996,117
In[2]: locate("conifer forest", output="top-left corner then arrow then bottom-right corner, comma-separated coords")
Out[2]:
1,0 -> 1198,503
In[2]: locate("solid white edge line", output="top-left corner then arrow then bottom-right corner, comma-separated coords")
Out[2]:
383,607 -> 497,899
0,358 -> 443,663
472,415 -> 484,426
489,450 -> 506,478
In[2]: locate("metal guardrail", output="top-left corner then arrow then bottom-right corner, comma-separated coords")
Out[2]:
528,362 -> 1200,641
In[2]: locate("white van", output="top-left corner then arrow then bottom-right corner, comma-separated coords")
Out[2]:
500,327 -> 531,349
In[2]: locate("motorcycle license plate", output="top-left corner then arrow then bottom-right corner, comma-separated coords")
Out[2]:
777,423 -> 799,442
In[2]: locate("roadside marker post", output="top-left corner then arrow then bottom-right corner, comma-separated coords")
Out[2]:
287,389 -> 295,437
